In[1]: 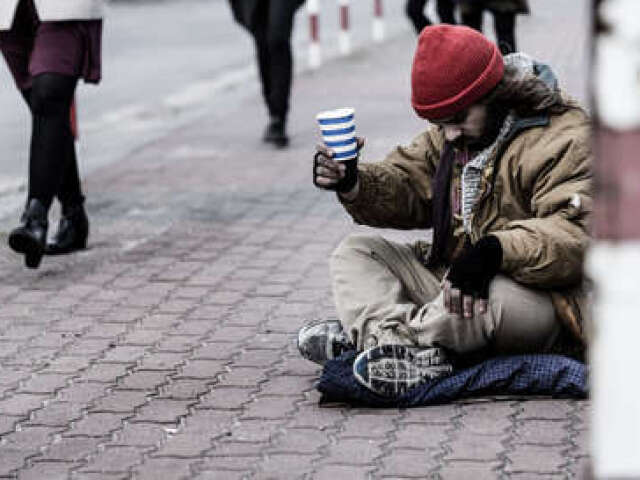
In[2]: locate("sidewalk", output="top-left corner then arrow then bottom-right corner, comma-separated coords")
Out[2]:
0,2 -> 591,479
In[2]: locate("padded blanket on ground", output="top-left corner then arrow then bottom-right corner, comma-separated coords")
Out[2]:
316,352 -> 588,407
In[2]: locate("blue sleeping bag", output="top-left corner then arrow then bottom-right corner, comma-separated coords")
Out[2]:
316,352 -> 588,407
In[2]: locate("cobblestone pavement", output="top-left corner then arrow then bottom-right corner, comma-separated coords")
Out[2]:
0,1 -> 591,478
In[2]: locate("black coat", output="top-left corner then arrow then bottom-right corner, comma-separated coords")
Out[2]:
229,0 -> 305,32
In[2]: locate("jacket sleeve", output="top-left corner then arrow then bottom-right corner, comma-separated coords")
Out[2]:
340,129 -> 441,229
491,121 -> 592,288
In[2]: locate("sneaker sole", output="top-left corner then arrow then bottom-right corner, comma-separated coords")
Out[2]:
353,345 -> 452,398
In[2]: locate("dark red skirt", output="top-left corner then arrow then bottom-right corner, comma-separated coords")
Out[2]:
0,0 -> 102,90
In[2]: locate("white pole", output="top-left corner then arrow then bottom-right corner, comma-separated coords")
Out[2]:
338,0 -> 351,56
373,0 -> 385,43
307,0 -> 321,69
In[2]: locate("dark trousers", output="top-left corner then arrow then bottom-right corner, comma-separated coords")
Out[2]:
21,73 -> 84,210
406,0 -> 456,34
249,0 -> 301,121
461,6 -> 517,54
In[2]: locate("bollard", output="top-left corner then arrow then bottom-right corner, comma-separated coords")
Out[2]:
307,0 -> 321,69
373,0 -> 385,43
338,0 -> 351,56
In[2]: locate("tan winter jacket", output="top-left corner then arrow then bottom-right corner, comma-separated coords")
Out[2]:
341,103 -> 592,347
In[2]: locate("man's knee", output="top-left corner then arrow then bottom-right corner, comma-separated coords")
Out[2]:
330,234 -> 384,266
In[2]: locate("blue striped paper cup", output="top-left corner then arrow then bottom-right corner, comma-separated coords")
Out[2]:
316,107 -> 358,161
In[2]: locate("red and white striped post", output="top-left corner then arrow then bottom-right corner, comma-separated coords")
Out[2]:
373,0 -> 385,43
338,0 -> 351,56
590,0 -> 640,477
307,0 -> 321,69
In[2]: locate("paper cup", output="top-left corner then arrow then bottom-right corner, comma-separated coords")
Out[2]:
316,107 -> 358,161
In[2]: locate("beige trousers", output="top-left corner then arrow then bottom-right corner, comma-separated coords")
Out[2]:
330,234 -> 561,355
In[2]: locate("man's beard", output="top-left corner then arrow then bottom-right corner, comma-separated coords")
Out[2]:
451,103 -> 509,152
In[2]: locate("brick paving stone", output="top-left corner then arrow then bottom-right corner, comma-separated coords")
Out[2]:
190,342 -> 238,360
175,359 -> 226,380
273,355 -> 320,377
64,412 -> 127,437
131,399 -> 193,424
322,438 -> 383,465
377,449 -> 441,477
445,434 -> 504,462
0,368 -> 30,387
504,444 -> 566,474
166,321 -> 215,337
17,461 -> 75,480
151,432 -> 213,458
63,338 -> 114,357
0,448 -> 31,475
37,436 -> 103,462
199,291 -> 246,306
117,370 -> 172,390
137,314 -> 180,331
192,469 -> 246,479
267,427 -> 331,455
255,453 -> 315,479
0,416 -> 19,435
27,401 -> 83,427
194,387 -> 254,410
390,423 -> 449,450
517,400 -> 573,420
101,345 -> 149,363
155,335 -> 201,353
207,326 -> 256,343
232,349 -> 281,368
110,423 -> 167,447
137,352 -> 189,371
241,396 -> 298,420
217,367 -> 267,388
228,419 -> 282,443
131,457 -> 193,480
438,461 -> 502,480
42,356 -> 92,374
90,390 -> 150,413
158,378 -> 212,399
401,405 -> 458,425
207,441 -> 267,457
512,419 -> 569,445
78,445 -> 146,473
57,382 -> 107,403
243,333 -> 291,351
314,465 -> 376,480
286,401 -> 342,431
198,455 -> 259,472
258,376 -> 313,396
16,374 -> 71,394
76,363 -> 130,383
1,426 -> 58,452
70,473 -> 129,480
0,394 -> 47,416
338,414 -> 397,438
460,402 -> 514,435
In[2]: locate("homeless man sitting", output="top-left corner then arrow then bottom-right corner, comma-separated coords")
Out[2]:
298,25 -> 592,398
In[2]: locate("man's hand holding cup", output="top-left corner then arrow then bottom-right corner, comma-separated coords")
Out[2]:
313,108 -> 364,201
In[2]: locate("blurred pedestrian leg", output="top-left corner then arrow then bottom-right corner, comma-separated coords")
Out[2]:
406,0 -> 456,34
0,0 -> 103,269
229,0 -> 305,148
458,0 -> 529,54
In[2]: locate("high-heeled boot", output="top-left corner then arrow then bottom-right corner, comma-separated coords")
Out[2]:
45,203 -> 89,255
8,198 -> 49,269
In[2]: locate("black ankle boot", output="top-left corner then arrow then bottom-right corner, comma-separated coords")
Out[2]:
8,198 -> 49,269
263,117 -> 289,148
45,203 -> 89,256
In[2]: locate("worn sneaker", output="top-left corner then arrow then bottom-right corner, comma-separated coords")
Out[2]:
353,344 -> 453,398
297,320 -> 355,365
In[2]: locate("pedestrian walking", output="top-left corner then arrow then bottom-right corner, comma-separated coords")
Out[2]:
457,0 -> 529,54
299,25 -> 591,398
406,0 -> 456,34
1,0 -> 103,269
229,0 -> 305,148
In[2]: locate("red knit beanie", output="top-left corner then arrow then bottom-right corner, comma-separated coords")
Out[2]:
411,25 -> 504,121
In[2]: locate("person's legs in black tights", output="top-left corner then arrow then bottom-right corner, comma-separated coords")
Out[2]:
264,0 -> 299,124
251,1 -> 272,117
28,72 -> 78,209
493,11 -> 516,54
406,0 -> 431,34
436,0 -> 457,25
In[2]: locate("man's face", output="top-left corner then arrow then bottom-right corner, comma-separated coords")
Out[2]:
432,103 -> 489,149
